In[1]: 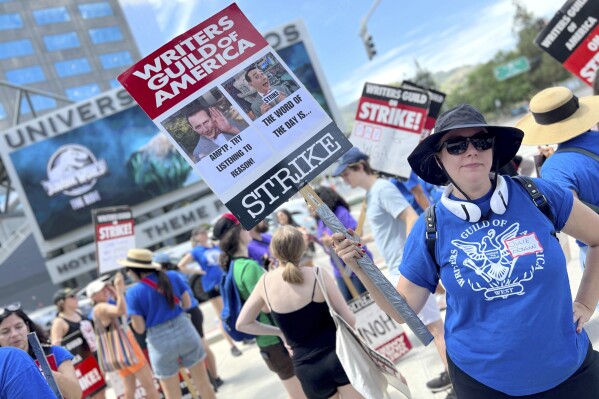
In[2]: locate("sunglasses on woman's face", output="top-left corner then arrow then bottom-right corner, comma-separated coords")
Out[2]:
0,303 -> 21,318
439,132 -> 495,155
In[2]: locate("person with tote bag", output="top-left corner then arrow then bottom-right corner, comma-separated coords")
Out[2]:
87,273 -> 159,399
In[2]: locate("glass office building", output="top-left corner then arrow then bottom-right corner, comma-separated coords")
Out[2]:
0,0 -> 142,129
0,0 -> 144,308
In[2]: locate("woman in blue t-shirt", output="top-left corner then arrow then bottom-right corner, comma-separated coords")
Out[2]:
334,104 -> 599,398
120,248 -> 216,399
178,228 -> 243,357
0,304 -> 82,399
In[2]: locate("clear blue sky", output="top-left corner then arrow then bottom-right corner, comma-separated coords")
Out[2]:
120,0 -> 566,107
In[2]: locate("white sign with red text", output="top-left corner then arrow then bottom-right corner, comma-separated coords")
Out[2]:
350,82 -> 430,179
348,292 -> 412,363
93,206 -> 136,274
117,3 -> 351,229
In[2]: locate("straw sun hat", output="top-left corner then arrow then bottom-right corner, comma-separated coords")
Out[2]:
117,248 -> 160,269
516,86 -> 599,146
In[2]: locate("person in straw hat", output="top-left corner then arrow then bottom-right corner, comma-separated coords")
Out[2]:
119,248 -> 216,399
333,103 -> 599,398
516,86 -> 599,271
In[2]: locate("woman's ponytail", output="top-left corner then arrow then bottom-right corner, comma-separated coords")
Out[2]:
156,269 -> 176,308
282,261 -> 303,284
271,226 -> 306,285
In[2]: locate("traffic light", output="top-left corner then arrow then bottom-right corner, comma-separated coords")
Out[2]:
362,32 -> 377,60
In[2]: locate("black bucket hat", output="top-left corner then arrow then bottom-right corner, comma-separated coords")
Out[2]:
408,104 -> 524,185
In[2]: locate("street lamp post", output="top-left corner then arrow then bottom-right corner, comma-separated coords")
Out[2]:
359,0 -> 381,60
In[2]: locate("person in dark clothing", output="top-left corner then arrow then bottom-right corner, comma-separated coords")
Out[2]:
237,225 -> 362,399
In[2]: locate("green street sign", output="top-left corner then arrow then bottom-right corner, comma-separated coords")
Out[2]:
494,56 -> 530,81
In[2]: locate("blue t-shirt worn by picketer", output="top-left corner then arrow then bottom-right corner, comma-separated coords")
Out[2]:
50,345 -> 73,367
400,176 -> 587,396
126,271 -> 187,329
171,270 -> 199,310
191,245 -> 223,292
541,130 -> 599,248
0,347 -> 57,399
391,171 -> 443,215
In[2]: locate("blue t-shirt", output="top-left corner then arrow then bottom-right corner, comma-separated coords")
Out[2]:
0,347 -> 57,399
126,271 -> 187,329
171,270 -> 199,310
50,346 -> 73,368
541,130 -> 599,248
399,177 -> 587,395
391,171 -> 443,215
191,245 -> 223,292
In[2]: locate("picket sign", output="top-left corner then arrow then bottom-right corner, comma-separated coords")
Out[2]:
299,185 -> 433,346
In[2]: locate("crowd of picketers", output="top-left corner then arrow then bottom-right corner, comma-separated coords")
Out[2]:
2,81 -> 599,399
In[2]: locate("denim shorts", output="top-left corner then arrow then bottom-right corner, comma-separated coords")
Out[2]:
146,313 -> 205,379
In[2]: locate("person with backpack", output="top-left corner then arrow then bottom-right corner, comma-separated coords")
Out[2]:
333,104 -> 599,398
178,227 -> 243,357
516,86 -> 599,271
236,225 -> 363,399
330,147 -> 454,397
120,248 -> 216,399
212,213 -> 306,399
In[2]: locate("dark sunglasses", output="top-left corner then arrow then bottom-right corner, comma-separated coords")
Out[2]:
439,132 -> 495,155
0,302 -> 21,318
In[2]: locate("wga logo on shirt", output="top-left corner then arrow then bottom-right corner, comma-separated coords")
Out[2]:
451,221 -> 544,301
204,248 -> 221,267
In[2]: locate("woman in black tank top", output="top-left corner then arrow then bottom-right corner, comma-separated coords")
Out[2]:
237,226 -> 364,399
51,287 -> 107,399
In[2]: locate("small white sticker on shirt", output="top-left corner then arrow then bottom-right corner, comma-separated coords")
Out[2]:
504,233 -> 543,258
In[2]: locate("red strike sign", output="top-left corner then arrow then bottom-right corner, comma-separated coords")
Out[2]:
96,221 -> 134,241
563,28 -> 599,85
118,3 -> 268,119
75,356 -> 105,397
355,97 -> 426,134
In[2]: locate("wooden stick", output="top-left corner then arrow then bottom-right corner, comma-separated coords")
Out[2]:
355,199 -> 367,237
300,185 -> 433,345
180,368 -> 199,399
331,252 -> 360,299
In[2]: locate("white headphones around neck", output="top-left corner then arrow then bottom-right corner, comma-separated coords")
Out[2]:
440,174 -> 509,222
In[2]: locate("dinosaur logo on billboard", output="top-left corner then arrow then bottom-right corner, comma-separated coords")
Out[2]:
41,144 -> 108,197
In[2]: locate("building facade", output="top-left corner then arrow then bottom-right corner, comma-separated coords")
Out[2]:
0,0 -> 147,309
0,0 -> 141,129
